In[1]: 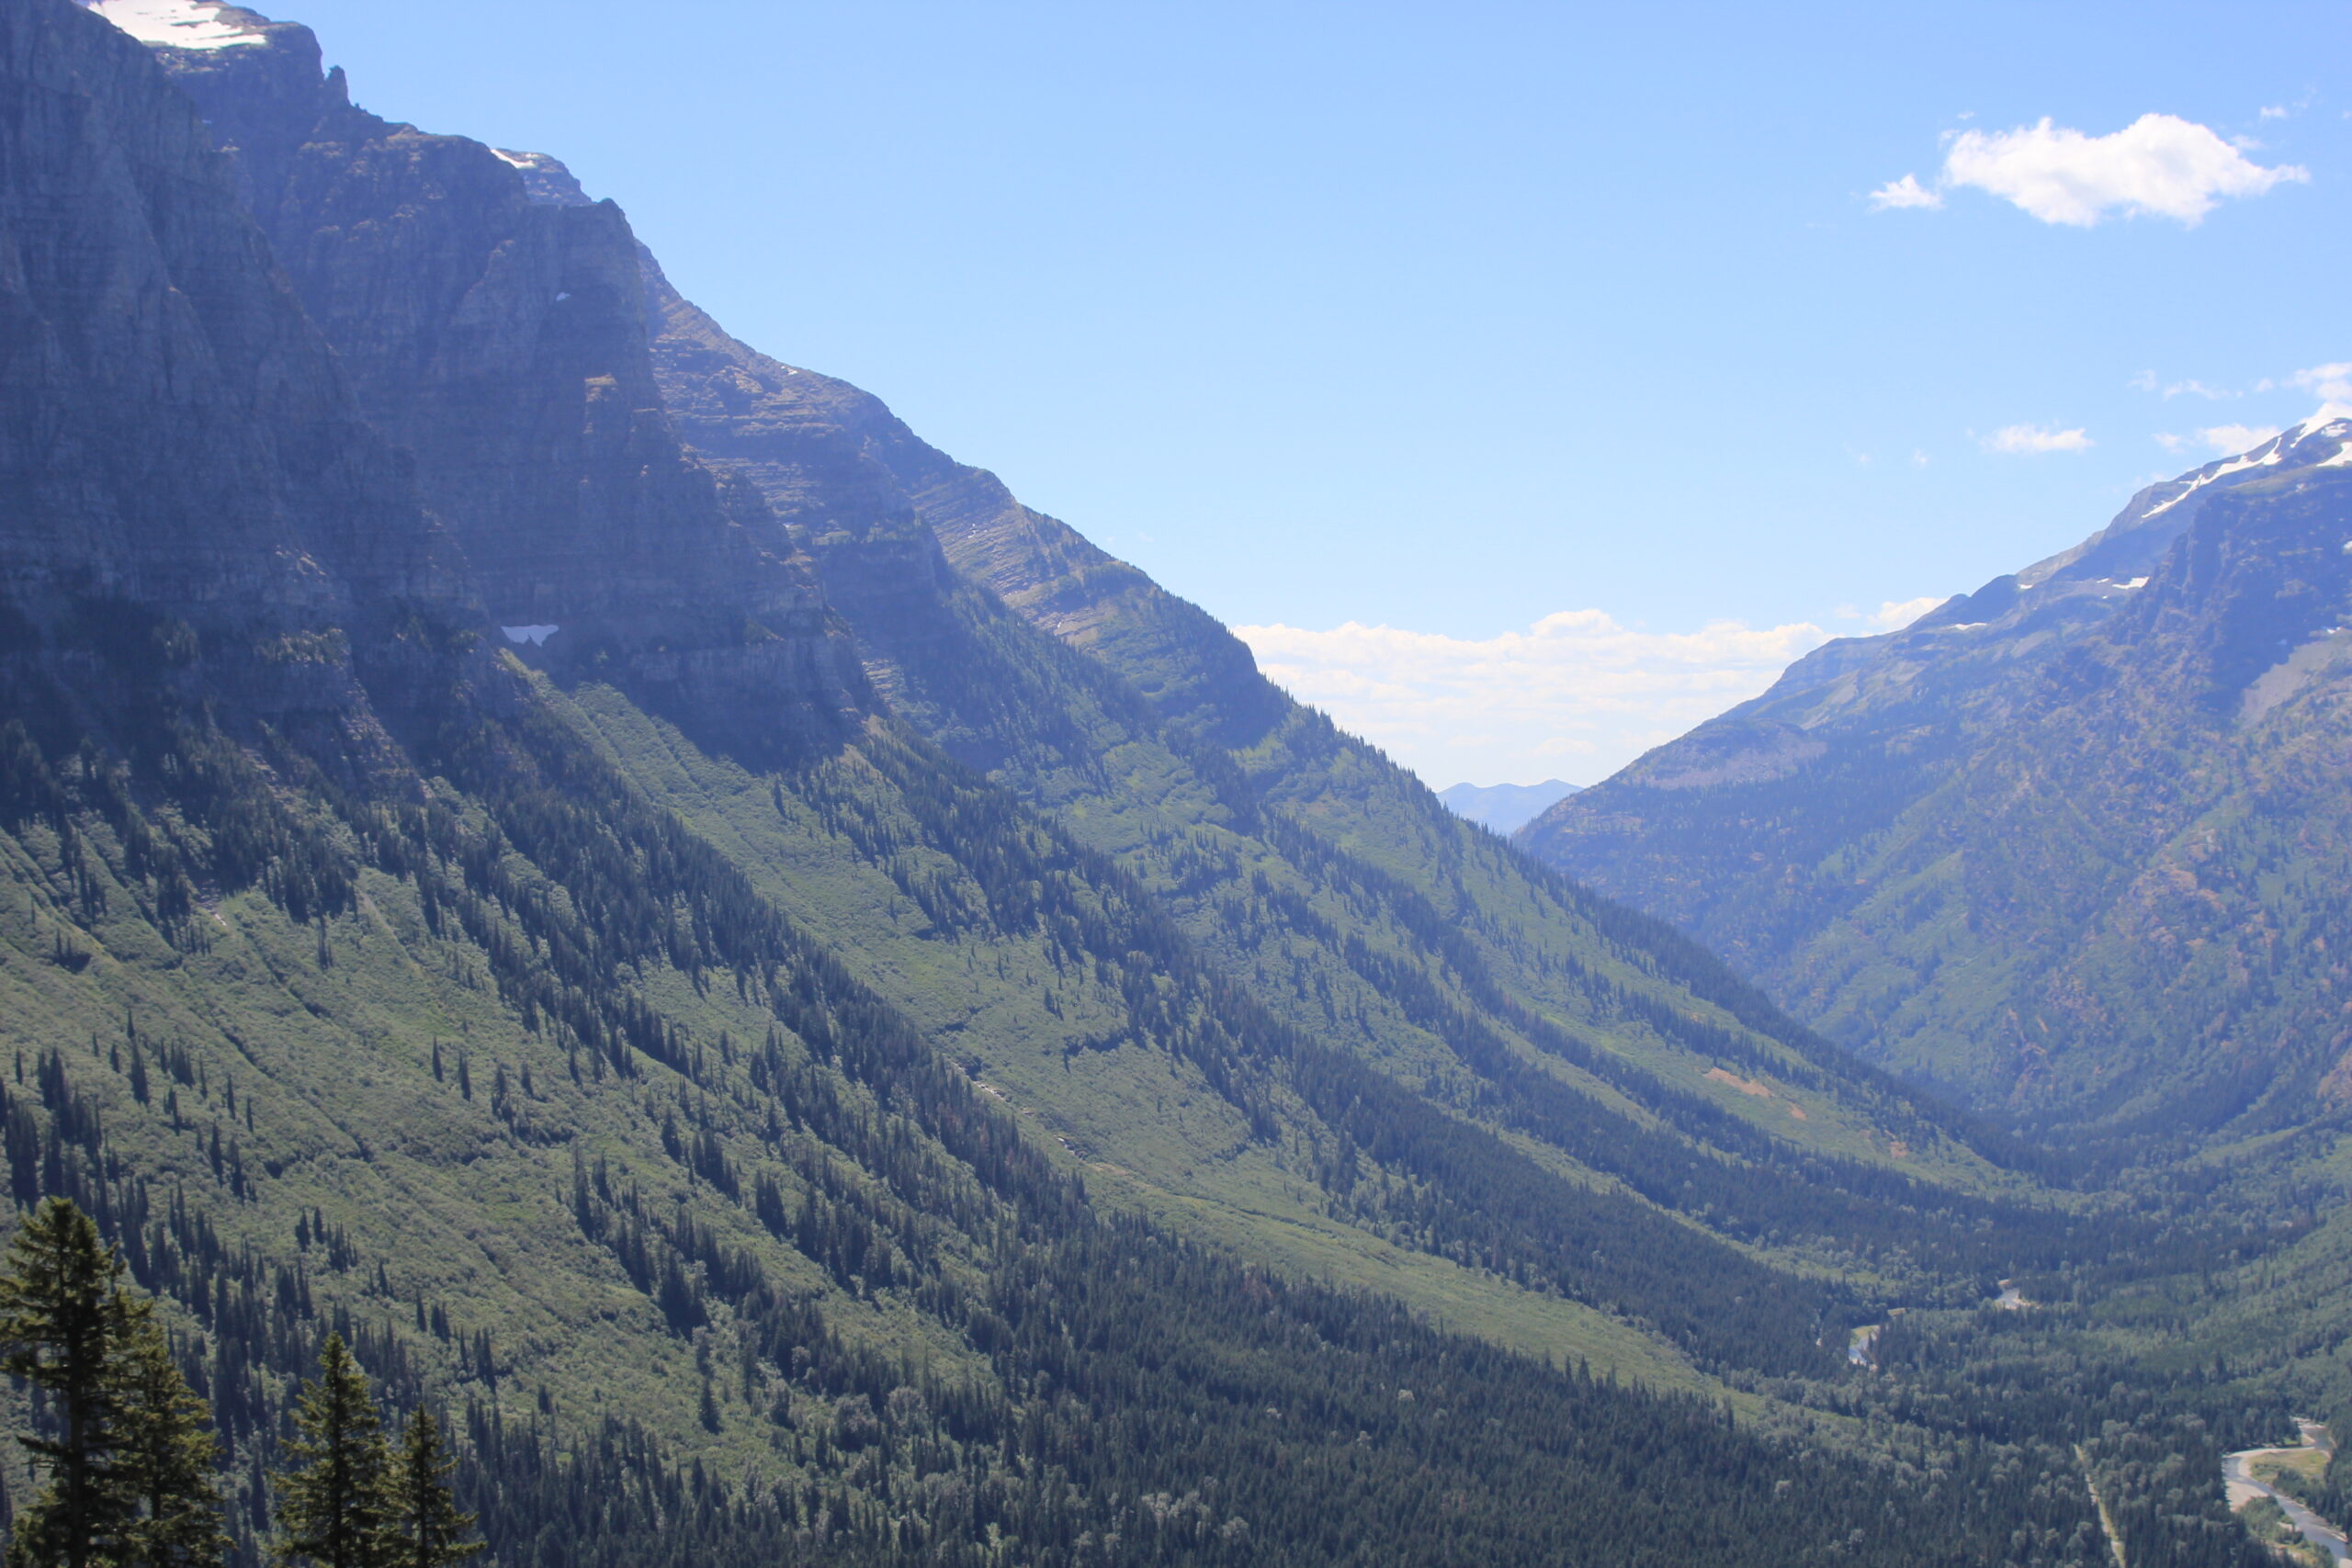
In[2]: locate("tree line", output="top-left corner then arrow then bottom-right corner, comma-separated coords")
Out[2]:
0,1198 -> 478,1568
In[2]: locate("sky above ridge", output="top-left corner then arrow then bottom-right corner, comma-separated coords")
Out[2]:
236,0 -> 2351,785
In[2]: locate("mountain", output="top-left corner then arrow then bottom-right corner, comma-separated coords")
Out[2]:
1522,413 -> 2352,1145
0,1 -> 2290,1562
1439,781 -> 1582,835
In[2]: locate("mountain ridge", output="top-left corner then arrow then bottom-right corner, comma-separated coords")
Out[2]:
1440,781 -> 1581,834
1524,414 -> 2352,1144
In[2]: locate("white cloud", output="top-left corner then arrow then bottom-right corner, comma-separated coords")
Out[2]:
1868,597 -> 1944,632
2260,105 -> 2290,120
1879,114 -> 2307,226
1984,423 -> 2093,455
2155,423 -> 2281,456
1869,174 -> 1943,210
1232,611 -> 1832,787
2129,371 -> 2234,400
2291,363 -> 2352,401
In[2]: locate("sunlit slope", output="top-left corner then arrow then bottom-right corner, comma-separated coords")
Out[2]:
639,264 -> 2062,1251
0,602 -> 1971,1565
552,682 -> 1716,1395
1529,420 -> 2352,1145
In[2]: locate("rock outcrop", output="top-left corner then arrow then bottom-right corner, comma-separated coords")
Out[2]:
147,15 -> 866,754
1,0 -> 447,625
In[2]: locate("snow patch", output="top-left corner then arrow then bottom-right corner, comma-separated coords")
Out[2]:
2290,400 -> 2352,437
2143,437 -> 2287,520
79,0 -> 265,49
501,625 -> 560,647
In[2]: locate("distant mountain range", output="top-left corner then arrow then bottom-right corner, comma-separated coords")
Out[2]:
1439,780 -> 1582,833
1525,411 -> 2352,1145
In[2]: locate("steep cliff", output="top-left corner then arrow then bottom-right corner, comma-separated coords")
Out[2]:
1,0 -> 445,626
150,14 -> 866,758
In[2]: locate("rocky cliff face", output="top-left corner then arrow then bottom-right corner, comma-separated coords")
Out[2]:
146,16 -> 866,756
1,0 -> 446,626
1525,419 -> 2352,1138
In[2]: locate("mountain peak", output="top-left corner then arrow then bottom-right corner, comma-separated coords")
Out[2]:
492,147 -> 596,207
1438,779 -> 1581,833
2284,401 -> 2352,457
77,0 -> 267,49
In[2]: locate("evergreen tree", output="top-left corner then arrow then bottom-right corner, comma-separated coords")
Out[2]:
384,1406 -> 478,1568
273,1335 -> 392,1568
0,1197 -> 134,1568
117,1297 -> 229,1568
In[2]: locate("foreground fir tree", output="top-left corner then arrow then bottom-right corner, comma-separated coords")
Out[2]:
274,1336 -> 393,1568
0,1198 -> 226,1568
118,1298 -> 232,1568
0,1197 -> 137,1568
385,1406 -> 479,1568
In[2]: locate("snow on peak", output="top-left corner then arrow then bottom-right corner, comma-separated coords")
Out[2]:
2143,406 -> 2352,519
78,0 -> 266,49
2288,401 -> 2352,460
492,149 -> 595,208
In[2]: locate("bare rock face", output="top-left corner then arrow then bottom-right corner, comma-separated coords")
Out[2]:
147,14 -> 866,754
0,0 -> 447,626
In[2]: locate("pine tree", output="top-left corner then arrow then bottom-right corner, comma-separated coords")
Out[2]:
116,1297 -> 228,1568
383,1407 -> 478,1568
0,1197 -> 135,1568
273,1335 -> 392,1568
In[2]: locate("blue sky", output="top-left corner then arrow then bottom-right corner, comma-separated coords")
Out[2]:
245,0 -> 2352,784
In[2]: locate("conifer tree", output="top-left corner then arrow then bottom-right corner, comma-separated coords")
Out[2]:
384,1406 -> 479,1568
0,1197 -> 134,1568
117,1297 -> 229,1568
273,1335 -> 392,1568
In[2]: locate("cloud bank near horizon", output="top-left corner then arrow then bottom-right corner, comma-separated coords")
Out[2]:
1233,611 -> 1854,789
